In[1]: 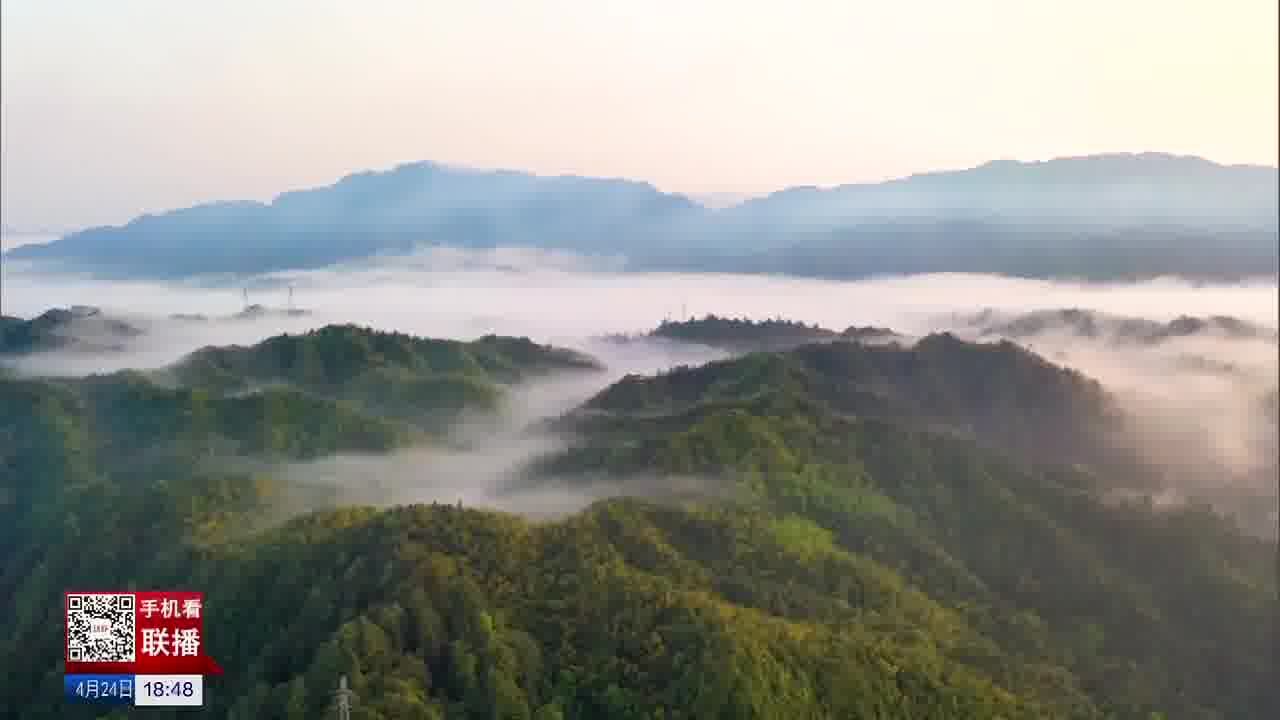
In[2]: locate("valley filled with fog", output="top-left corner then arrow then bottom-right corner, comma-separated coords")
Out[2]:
5,246 -> 1275,356
5,248 -> 1276,536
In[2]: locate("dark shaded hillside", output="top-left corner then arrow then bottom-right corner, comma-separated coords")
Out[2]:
583,334 -> 1134,478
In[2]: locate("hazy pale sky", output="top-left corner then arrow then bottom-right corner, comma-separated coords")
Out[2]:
1,0 -> 1276,229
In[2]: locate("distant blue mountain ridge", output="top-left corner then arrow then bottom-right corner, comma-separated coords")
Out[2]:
8,153 -> 1278,281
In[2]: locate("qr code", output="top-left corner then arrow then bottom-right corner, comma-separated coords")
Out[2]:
67,593 -> 136,663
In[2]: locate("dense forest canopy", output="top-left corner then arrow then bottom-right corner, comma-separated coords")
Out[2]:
581,333 -> 1131,477
618,315 -> 902,354
1,320 -> 1275,719
650,315 -> 840,352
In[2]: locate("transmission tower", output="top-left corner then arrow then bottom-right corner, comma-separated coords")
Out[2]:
333,675 -> 354,720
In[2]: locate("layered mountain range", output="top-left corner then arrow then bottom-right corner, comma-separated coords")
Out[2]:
9,153 -> 1278,280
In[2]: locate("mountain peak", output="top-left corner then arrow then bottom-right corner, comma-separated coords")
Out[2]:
9,152 -> 1276,280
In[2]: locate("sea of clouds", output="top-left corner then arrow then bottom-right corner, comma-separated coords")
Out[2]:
3,247 -> 1276,527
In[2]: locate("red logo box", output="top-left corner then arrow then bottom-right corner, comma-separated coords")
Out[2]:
65,591 -> 222,676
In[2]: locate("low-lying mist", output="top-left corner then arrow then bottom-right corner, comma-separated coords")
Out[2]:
5,247 -> 1275,354
4,246 -> 1276,525
272,343 -> 729,520
938,311 -> 1277,536
942,317 -> 1277,482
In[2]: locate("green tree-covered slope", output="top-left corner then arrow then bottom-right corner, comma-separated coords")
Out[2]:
534,401 -> 1276,717
1,328 -> 1274,719
614,315 -> 900,354
583,334 -> 1141,478
166,325 -> 601,431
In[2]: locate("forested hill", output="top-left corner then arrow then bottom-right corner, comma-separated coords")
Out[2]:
166,324 -> 602,429
1,323 -> 606,550
582,333 -> 1135,478
619,315 -> 902,353
0,305 -> 317,358
171,325 -> 602,389
0,306 -> 145,355
529,336 -> 1278,719
651,315 -> 840,350
1,324 -> 1276,718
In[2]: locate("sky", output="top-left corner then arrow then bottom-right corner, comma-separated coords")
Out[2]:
1,0 -> 1277,230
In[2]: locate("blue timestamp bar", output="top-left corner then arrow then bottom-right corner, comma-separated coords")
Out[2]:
64,673 -> 204,707
64,674 -> 135,705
